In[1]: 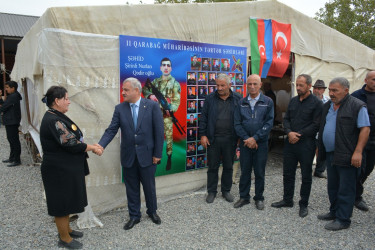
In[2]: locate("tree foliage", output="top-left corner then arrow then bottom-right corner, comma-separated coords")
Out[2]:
315,0 -> 375,49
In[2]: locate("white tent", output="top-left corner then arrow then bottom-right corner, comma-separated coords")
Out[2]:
11,0 -> 375,216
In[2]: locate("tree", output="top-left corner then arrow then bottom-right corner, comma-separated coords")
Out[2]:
315,0 -> 375,49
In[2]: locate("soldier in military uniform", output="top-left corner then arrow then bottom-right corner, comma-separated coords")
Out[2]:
143,58 -> 181,171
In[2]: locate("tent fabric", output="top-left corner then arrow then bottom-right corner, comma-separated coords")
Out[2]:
10,0 -> 375,217
11,1 -> 375,84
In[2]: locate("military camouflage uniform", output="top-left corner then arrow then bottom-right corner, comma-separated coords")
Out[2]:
143,75 -> 181,156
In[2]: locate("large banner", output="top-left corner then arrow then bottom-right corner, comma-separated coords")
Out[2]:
119,35 -> 247,176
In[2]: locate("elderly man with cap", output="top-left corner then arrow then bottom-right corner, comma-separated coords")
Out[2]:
313,80 -> 330,178
313,80 -> 330,104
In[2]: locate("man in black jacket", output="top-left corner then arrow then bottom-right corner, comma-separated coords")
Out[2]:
199,73 -> 242,203
0,81 -> 22,167
271,74 -> 322,218
351,70 -> 375,212
317,77 -> 370,231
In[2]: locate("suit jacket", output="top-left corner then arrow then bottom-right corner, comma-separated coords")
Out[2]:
99,98 -> 164,168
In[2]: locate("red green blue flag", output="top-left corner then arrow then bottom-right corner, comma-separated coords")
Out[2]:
250,18 -> 291,78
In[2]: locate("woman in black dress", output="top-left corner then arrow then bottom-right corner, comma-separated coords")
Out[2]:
40,86 -> 101,249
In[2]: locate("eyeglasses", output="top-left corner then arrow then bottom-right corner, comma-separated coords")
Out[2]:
162,63 -> 171,67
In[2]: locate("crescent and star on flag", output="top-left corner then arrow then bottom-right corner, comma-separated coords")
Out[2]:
258,31 -> 288,59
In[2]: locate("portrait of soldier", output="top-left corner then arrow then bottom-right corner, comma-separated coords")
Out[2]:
221,59 -> 230,71
142,57 -> 181,171
212,59 -> 220,71
236,73 -> 244,85
228,73 -> 235,85
198,73 -> 207,85
198,86 -> 207,99
197,156 -> 206,168
187,128 -> 197,141
186,156 -> 196,170
187,101 -> 197,113
208,73 -> 216,85
187,142 -> 196,156
202,58 -> 210,71
187,114 -> 197,127
208,86 -> 216,94
187,72 -> 196,85
187,87 -> 196,99
191,55 -> 201,70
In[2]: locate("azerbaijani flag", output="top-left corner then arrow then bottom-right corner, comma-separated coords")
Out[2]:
250,18 -> 291,78
250,18 -> 273,78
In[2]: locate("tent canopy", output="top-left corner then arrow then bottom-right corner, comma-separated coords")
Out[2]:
10,0 -> 375,214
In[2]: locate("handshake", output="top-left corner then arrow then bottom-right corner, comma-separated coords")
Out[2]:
87,144 -> 104,156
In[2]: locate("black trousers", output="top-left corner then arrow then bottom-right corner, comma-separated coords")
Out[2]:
5,124 -> 21,162
355,149 -> 375,201
283,138 -> 315,207
123,157 -> 157,220
207,136 -> 236,194
326,152 -> 360,226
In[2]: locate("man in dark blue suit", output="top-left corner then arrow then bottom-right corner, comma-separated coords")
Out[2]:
97,77 -> 164,230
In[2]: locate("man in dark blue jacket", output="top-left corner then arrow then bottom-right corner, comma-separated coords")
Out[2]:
352,70 -> 375,212
199,73 -> 242,203
0,81 -> 22,167
233,74 -> 274,210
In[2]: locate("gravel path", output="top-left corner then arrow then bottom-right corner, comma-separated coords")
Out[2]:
1,125 -> 375,249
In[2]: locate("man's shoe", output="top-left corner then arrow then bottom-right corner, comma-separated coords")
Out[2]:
148,213 -> 161,225
2,159 -> 13,163
206,193 -> 216,203
233,199 -> 250,208
69,230 -> 83,238
255,200 -> 265,210
166,155 -> 172,171
317,212 -> 336,221
222,192 -> 234,202
355,200 -> 369,211
7,162 -> 21,167
314,172 -> 327,178
123,218 -> 140,230
271,200 -> 293,208
57,239 -> 83,249
299,206 -> 308,218
324,220 -> 350,231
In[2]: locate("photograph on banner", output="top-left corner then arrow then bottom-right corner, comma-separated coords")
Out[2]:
119,35 -> 246,176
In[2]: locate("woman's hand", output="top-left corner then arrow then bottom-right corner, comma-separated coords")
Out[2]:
86,144 -> 104,156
